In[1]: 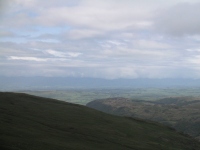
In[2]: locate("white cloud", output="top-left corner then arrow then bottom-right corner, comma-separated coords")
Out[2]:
46,49 -> 66,57
8,56 -> 47,62
46,49 -> 82,58
187,55 -> 200,65
67,52 -> 82,57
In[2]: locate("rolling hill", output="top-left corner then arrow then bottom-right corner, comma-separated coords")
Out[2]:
1,92 -> 200,150
87,97 -> 200,141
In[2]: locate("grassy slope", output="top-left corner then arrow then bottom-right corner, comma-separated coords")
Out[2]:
0,92 -> 200,150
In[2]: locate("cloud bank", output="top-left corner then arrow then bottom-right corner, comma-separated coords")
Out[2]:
1,0 -> 200,79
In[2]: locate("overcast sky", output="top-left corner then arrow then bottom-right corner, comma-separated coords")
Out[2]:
1,0 -> 200,79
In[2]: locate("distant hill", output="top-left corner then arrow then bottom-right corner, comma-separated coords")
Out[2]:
2,76 -> 200,90
87,97 -> 200,141
1,93 -> 200,150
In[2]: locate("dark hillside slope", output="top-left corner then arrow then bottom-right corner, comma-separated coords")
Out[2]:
0,93 -> 200,150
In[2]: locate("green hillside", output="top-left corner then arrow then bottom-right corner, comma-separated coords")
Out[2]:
0,92 -> 200,150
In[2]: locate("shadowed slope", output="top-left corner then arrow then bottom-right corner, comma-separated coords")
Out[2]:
0,92 -> 200,150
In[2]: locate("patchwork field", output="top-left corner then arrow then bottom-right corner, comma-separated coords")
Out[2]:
23,87 -> 200,105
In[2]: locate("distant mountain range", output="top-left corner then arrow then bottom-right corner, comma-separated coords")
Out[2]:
1,76 -> 200,90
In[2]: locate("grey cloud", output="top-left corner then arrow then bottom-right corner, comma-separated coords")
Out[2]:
0,0 -> 8,16
64,29 -> 105,40
154,2 -> 200,36
32,33 -> 58,40
0,31 -> 15,37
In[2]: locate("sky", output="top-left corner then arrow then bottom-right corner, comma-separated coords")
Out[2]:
1,0 -> 200,79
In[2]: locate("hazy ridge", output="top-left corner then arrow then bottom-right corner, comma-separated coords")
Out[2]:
2,77 -> 200,90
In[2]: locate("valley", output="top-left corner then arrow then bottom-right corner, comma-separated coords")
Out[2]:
1,92 -> 200,149
23,87 -> 200,105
